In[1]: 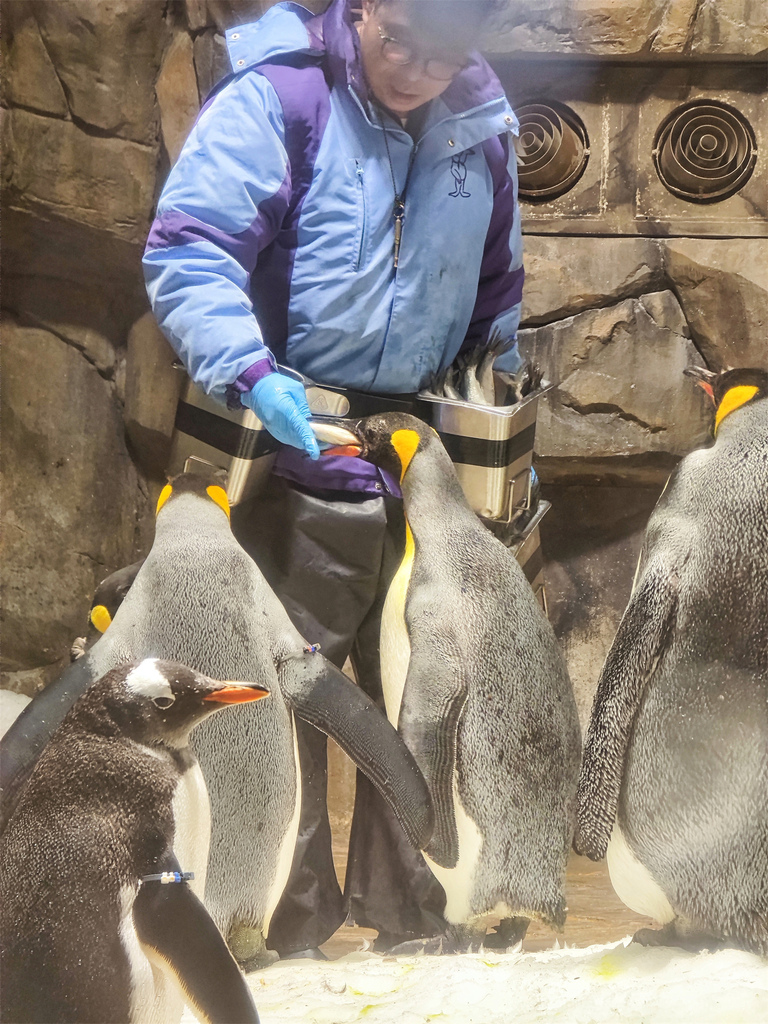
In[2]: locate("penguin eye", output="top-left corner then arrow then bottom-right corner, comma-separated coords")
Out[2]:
152,695 -> 176,710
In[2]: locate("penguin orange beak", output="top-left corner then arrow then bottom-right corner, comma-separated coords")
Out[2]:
322,445 -> 363,457
204,685 -> 270,704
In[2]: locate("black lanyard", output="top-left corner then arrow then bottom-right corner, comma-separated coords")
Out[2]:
376,107 -> 418,270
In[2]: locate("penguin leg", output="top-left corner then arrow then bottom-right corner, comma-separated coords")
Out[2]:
483,916 -> 530,951
279,650 -> 433,850
576,564 -> 680,861
133,862 -> 260,1024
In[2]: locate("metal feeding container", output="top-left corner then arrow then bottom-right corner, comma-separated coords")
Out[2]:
507,499 -> 550,614
167,371 -> 351,505
415,383 -> 551,522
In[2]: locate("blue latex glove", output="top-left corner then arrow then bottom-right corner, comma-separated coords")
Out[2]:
243,372 -> 320,460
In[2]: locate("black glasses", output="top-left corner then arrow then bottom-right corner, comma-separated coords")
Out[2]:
376,22 -> 467,81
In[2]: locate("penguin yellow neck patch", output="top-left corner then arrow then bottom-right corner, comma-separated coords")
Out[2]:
391,429 -> 421,482
715,386 -> 759,434
90,604 -> 112,634
206,485 -> 231,519
156,484 -> 173,516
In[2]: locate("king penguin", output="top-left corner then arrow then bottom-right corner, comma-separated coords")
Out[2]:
0,471 -> 432,969
328,413 -> 581,951
1,658 -> 265,1024
577,367 -> 768,954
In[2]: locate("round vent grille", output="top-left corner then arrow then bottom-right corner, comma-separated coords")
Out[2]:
653,100 -> 757,204
515,101 -> 590,202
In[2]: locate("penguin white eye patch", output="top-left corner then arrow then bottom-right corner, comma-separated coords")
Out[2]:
126,659 -> 175,703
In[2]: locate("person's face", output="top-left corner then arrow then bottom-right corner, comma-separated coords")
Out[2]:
358,0 -> 476,115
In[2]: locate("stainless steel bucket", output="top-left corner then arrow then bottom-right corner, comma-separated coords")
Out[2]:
416,383 -> 551,521
508,499 -> 550,615
167,371 -> 350,506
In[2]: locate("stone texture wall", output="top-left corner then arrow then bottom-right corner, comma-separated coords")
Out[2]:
1,0 -> 766,714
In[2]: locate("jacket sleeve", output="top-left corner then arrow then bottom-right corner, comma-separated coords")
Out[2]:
462,131 -> 525,365
143,72 -> 289,405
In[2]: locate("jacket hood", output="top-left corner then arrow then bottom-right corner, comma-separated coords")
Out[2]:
226,0 -> 517,130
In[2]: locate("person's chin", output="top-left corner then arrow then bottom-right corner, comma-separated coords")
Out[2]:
386,86 -> 423,113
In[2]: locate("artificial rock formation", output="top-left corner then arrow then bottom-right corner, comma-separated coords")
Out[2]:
486,0 -> 768,59
0,323 -> 152,693
519,291 -> 712,482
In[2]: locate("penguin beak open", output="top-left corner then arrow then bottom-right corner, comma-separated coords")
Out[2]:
323,444 -> 363,457
311,420 -> 363,458
684,365 -> 717,402
204,684 -> 270,704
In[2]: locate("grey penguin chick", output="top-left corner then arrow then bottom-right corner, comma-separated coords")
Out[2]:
576,367 -> 768,955
0,471 -> 432,970
0,658 -> 265,1024
328,413 -> 581,951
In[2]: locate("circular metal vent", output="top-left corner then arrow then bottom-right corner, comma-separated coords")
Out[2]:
515,101 -> 590,202
653,100 -> 757,204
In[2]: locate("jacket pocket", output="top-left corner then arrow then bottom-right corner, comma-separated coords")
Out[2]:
352,159 -> 367,272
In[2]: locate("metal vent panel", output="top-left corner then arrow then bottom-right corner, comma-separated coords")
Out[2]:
494,60 -> 767,237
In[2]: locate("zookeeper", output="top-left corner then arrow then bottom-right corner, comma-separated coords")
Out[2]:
144,0 -> 524,961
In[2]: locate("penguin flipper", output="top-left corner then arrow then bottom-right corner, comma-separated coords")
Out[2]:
576,564 -> 679,861
279,651 -> 433,850
0,652 -> 98,832
397,641 -> 468,870
133,858 -> 259,1024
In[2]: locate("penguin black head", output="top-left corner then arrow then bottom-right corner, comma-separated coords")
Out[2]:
76,658 -> 270,749
324,413 -> 437,482
685,366 -> 768,436
89,559 -> 145,636
156,470 -> 231,522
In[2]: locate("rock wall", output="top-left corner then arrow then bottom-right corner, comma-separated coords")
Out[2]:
1,0 -> 766,706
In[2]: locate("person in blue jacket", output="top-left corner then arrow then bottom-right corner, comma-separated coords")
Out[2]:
144,0 -> 524,960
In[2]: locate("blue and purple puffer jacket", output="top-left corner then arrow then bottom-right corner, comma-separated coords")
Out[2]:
143,0 -> 524,413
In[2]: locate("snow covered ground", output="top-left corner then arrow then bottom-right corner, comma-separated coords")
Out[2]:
182,938 -> 768,1024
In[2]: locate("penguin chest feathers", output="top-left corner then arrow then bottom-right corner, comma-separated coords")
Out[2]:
380,522 -> 416,726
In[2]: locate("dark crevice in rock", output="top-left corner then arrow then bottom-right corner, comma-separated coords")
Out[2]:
73,551 -> 108,568
11,311 -> 117,384
33,21 -> 74,121
559,399 -> 668,433
67,110 -> 155,147
5,100 -> 70,123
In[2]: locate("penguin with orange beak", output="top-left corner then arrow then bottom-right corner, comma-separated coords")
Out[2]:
577,367 -> 768,954
1,658 -> 265,1024
0,469 -> 432,970
326,412 -> 581,952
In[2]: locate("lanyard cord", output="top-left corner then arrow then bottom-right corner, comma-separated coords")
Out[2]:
376,106 -> 418,269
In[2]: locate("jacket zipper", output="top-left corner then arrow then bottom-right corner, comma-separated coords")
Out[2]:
354,159 -> 366,272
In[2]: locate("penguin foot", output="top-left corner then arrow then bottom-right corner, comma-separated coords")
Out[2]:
483,916 -> 530,951
633,923 -> 727,954
387,928 -> 484,956
280,947 -> 329,961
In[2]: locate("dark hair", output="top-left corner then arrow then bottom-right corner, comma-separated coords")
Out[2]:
371,0 -> 504,30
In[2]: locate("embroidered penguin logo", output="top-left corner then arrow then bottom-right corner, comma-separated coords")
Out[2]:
449,149 -> 473,198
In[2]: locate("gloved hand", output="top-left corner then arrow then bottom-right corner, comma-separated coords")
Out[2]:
243,372 -> 320,460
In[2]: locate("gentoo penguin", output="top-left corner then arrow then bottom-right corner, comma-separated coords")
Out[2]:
577,367 -> 768,954
0,658 -> 264,1024
328,413 -> 581,951
0,471 -> 432,969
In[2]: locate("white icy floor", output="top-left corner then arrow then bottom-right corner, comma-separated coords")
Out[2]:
182,938 -> 768,1024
